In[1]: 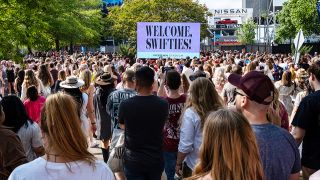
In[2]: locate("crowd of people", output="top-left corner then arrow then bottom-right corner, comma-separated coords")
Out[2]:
0,49 -> 320,180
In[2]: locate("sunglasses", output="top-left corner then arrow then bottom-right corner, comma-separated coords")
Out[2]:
235,90 -> 246,97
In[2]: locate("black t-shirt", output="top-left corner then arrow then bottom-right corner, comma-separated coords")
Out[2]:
119,95 -> 168,170
292,90 -> 320,169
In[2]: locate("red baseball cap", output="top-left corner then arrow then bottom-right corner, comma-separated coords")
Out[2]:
228,71 -> 274,105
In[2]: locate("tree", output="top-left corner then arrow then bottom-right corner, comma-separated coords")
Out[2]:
236,19 -> 256,45
275,1 -> 296,43
0,0 -> 102,59
276,0 -> 320,43
104,0 -> 211,42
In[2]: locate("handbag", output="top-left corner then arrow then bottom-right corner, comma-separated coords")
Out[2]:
107,132 -> 125,172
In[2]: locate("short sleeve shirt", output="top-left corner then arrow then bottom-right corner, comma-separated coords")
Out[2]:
17,121 -> 43,161
118,95 -> 168,171
292,90 -> 320,169
252,123 -> 301,180
107,88 -> 137,130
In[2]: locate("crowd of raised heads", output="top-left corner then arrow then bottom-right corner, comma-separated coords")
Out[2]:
1,49 -> 320,180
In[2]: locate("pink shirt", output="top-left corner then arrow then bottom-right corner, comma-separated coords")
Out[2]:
24,96 -> 46,124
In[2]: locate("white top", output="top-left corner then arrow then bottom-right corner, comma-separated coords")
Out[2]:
20,79 -> 44,101
9,157 -> 115,180
80,93 -> 89,137
310,170 -> 320,180
178,107 -> 202,170
17,121 -> 43,161
182,67 -> 193,84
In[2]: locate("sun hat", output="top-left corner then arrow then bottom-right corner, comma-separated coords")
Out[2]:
228,71 -> 274,105
296,68 -> 309,78
60,76 -> 85,89
95,72 -> 115,86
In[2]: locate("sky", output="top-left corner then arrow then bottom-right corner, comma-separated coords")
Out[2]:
197,0 -> 242,10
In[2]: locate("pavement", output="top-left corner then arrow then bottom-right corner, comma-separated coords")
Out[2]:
89,145 -> 167,180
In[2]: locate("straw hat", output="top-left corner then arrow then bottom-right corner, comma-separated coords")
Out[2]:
60,76 -> 85,89
95,72 -> 115,86
296,68 -> 308,78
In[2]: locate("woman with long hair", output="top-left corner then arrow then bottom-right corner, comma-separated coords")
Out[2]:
181,74 -> 190,94
213,67 -> 226,95
176,77 -> 224,178
60,76 -> 89,138
80,70 -> 97,147
6,61 -> 15,95
0,64 -> 6,97
14,70 -> 25,97
54,70 -> 66,93
188,109 -> 264,180
37,64 -> 54,97
21,70 -> 44,101
8,93 -> 115,180
267,88 -> 289,131
0,104 -> 27,179
93,72 -> 116,163
275,71 -> 294,116
23,86 -> 46,124
0,95 -> 44,161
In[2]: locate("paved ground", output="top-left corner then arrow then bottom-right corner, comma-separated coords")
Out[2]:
89,146 -> 103,160
89,146 -> 167,180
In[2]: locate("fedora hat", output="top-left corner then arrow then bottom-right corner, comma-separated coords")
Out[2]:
60,76 -> 85,89
95,72 -> 115,85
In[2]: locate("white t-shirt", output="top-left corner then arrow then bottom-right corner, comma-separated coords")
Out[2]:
17,121 -> 43,161
9,157 -> 115,180
80,93 -> 89,137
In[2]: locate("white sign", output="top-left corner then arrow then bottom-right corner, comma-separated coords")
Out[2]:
294,29 -> 305,51
212,8 -> 253,18
294,29 -> 305,64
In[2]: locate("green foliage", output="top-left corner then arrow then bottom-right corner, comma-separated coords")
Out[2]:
291,44 -> 313,55
0,0 -> 102,60
276,0 -> 320,43
236,19 -> 256,45
119,44 -> 136,59
104,0 -> 211,42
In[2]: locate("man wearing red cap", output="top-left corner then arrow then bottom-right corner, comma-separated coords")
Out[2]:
228,71 -> 300,180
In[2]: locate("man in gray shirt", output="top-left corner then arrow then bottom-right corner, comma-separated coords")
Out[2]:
228,71 -> 301,180
222,65 -> 242,107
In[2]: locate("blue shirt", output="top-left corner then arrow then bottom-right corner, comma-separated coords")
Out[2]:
252,123 -> 301,180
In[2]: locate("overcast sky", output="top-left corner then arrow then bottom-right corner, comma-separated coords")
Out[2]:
197,0 -> 242,9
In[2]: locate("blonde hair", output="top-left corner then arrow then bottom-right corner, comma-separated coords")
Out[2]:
58,70 -> 66,81
189,109 -> 264,180
213,68 -> 226,87
245,61 -> 257,74
24,70 -> 38,88
40,93 -> 95,166
181,74 -> 190,94
267,88 -> 281,126
80,70 -> 91,92
281,71 -> 292,87
184,77 -> 223,128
